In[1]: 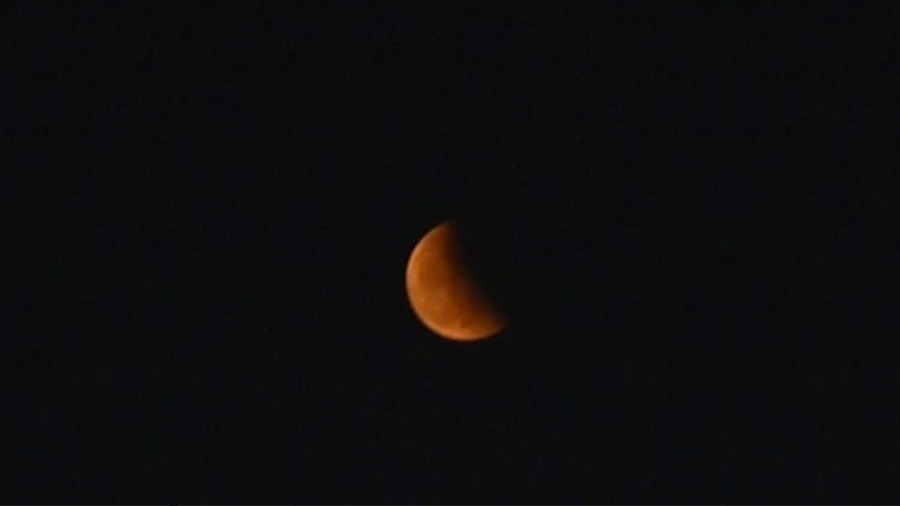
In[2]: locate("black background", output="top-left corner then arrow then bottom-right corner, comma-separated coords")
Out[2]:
5,4 -> 899,503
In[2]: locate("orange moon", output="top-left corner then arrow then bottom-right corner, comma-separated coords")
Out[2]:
405,221 -> 505,341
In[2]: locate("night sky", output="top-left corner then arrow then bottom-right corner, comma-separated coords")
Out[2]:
6,5 -> 899,503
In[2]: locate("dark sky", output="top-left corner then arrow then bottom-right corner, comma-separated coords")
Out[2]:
5,4 -> 899,503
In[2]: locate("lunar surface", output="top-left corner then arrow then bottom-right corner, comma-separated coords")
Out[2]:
405,222 -> 505,341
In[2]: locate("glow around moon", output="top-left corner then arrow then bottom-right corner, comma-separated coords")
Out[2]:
405,222 -> 505,342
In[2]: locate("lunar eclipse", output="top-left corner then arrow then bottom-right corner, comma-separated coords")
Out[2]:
405,221 -> 505,341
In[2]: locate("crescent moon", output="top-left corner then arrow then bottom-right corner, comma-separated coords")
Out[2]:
405,221 -> 505,341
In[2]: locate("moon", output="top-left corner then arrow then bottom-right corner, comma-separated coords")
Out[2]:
405,221 -> 505,341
